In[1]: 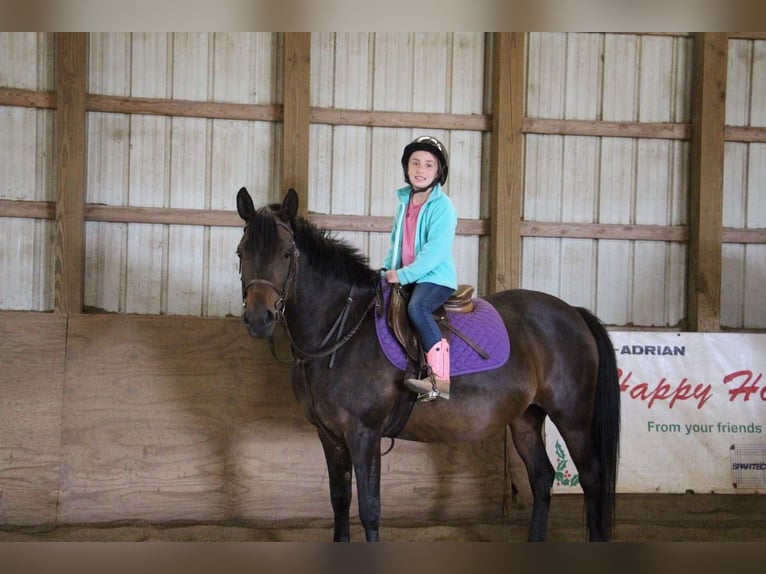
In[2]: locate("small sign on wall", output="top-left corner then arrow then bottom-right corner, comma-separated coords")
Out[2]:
730,444 -> 766,488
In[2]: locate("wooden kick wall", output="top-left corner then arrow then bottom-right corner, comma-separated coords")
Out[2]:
0,312 -> 504,526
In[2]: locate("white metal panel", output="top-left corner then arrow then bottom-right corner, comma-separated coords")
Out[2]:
564,33 -> 602,120
743,143 -> 766,328
308,33 -> 336,215
0,33 -> 54,311
309,33 -> 485,292
597,34 -> 639,324
209,119 -> 278,317
88,33 -> 130,96
746,40 -> 766,328
167,114 -> 208,316
371,33 -> 414,112
523,33 -> 691,326
450,33 -> 486,116
84,113 -> 129,312
722,39 -> 766,329
561,136 -> 599,308
526,32 -> 566,119
83,33 -> 280,316
0,32 -> 52,89
325,34 -> 374,256
751,40 -> 766,127
212,32 -> 277,105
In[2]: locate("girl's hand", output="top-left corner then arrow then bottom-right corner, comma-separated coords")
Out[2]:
384,269 -> 400,284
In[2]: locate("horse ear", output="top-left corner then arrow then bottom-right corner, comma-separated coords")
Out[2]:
279,188 -> 299,222
236,187 -> 255,221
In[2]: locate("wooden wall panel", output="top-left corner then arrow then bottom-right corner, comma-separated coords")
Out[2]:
57,315 -> 317,522
0,312 -> 66,524
0,312 -> 502,526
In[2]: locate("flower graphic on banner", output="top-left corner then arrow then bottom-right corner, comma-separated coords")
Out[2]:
554,440 -> 580,487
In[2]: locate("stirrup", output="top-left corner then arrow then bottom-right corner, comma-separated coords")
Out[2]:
416,389 -> 440,402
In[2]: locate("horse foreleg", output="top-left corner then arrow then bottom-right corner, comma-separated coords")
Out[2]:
319,431 -> 353,542
510,406 -> 555,542
348,429 -> 383,542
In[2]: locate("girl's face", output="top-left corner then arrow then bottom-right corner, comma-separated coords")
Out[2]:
407,150 -> 440,188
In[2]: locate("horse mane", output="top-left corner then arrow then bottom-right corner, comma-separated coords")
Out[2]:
247,205 -> 378,288
292,216 -> 379,288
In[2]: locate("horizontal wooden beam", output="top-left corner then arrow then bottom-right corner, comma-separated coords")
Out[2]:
521,221 -> 688,242
87,94 -> 282,122
728,32 -> 766,40
84,204 -> 241,227
523,118 -> 690,140
0,199 -> 56,219
722,228 -> 766,244
4,200 -> 764,244
725,126 -> 766,143
0,87 -> 56,109
308,213 -> 487,236
3,89 -> 763,146
311,107 -> 492,132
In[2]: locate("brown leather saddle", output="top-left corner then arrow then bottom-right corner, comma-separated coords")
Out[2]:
387,283 -> 483,363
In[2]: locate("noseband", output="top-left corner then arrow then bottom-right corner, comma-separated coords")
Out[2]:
241,218 -> 300,319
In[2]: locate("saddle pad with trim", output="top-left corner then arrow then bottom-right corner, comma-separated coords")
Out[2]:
375,281 -> 511,376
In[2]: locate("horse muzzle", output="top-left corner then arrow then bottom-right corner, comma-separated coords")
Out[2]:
242,304 -> 277,338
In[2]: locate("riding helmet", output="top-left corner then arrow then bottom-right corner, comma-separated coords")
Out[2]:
401,135 -> 449,186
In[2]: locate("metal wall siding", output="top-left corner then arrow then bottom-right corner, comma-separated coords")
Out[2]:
0,33 -> 54,311
83,33 -> 279,316
722,39 -> 766,328
3,33 -> 761,327
523,33 -> 692,326
309,33 -> 485,291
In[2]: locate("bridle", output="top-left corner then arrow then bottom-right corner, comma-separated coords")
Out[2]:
241,218 -> 299,320
240,216 -> 378,366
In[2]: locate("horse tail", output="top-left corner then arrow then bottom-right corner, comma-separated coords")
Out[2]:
576,307 -> 621,537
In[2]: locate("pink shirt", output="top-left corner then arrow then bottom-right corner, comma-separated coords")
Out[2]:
401,199 -> 424,266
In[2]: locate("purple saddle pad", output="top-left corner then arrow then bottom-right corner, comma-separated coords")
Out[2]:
375,281 -> 510,376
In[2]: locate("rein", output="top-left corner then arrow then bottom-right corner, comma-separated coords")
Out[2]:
278,287 -> 379,366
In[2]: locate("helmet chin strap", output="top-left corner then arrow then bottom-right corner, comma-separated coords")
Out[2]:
409,175 -> 437,193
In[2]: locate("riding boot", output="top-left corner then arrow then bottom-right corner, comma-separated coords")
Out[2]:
404,339 -> 450,401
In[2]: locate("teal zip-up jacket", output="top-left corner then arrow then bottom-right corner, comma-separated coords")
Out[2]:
382,183 -> 458,290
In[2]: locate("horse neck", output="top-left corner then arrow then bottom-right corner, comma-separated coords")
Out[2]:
286,262 -> 372,347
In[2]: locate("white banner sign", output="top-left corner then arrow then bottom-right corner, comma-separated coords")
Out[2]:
546,332 -> 766,493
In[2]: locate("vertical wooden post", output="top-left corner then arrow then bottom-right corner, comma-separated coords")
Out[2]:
491,33 -> 532,512
687,33 -> 727,331
489,32 -> 524,294
281,32 -> 311,215
54,33 -> 88,315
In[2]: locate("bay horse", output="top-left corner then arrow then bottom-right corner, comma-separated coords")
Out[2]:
236,187 -> 620,541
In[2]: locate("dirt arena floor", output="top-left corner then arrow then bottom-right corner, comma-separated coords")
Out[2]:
1,493 -> 764,542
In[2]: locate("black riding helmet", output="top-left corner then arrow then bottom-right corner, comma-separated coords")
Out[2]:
401,135 -> 449,187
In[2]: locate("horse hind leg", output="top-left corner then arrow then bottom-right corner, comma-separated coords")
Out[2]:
553,422 -> 607,541
509,405 -> 555,541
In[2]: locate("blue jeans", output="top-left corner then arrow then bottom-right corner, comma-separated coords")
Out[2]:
407,282 -> 454,351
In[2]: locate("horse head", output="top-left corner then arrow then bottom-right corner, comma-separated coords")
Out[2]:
236,187 -> 300,338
